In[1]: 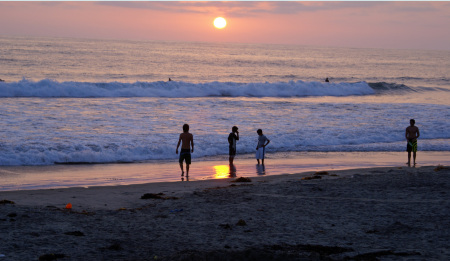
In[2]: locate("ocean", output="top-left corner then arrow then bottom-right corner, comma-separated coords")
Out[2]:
0,35 -> 449,190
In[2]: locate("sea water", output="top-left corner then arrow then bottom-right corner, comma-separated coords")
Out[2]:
0,36 -> 449,189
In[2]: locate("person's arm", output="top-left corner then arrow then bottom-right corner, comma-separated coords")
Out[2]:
405,128 -> 409,141
264,138 -> 270,147
416,128 -> 420,139
190,134 -> 194,153
176,135 -> 181,154
235,131 -> 239,141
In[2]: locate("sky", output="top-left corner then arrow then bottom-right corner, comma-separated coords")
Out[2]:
1,1 -> 450,50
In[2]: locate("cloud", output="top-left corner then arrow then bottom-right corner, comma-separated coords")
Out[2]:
97,1 -> 387,17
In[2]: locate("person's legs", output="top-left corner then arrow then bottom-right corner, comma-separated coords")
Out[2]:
413,151 -> 417,165
256,147 -> 262,164
406,141 -> 412,166
407,151 -> 411,166
185,153 -> 191,176
179,162 -> 184,176
261,147 -> 265,165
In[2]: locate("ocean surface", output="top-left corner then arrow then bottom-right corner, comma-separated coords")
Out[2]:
0,35 -> 449,172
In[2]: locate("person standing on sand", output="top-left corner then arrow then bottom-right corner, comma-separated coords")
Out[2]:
405,119 -> 420,166
228,126 -> 239,165
176,124 -> 194,176
256,129 -> 270,165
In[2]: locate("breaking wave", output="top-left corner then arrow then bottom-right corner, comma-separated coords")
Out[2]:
0,79 -> 376,98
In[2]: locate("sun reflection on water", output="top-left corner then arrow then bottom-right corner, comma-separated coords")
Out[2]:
213,165 -> 230,179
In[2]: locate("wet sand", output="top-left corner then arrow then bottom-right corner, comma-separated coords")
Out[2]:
1,151 -> 449,191
1,165 -> 449,260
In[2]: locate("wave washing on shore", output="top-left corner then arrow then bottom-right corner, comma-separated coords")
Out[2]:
0,36 -> 449,166
0,93 -> 448,166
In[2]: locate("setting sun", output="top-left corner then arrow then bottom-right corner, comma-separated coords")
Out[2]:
213,17 -> 227,29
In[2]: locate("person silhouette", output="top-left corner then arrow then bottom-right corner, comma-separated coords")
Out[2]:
405,119 -> 420,166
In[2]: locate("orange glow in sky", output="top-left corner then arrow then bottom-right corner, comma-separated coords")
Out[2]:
0,2 -> 449,50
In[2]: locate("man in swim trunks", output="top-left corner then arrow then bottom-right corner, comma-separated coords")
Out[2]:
256,129 -> 270,165
228,126 -> 239,165
405,119 -> 420,166
176,124 -> 194,176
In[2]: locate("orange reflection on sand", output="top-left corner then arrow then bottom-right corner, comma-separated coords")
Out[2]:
213,165 -> 230,179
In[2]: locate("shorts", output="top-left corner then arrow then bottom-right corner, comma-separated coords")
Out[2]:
256,147 -> 265,159
407,140 -> 417,153
179,149 -> 191,165
229,146 -> 236,156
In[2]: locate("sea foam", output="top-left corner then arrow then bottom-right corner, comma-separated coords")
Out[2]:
0,79 -> 375,98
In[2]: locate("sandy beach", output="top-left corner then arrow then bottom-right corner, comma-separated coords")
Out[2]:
1,165 -> 449,260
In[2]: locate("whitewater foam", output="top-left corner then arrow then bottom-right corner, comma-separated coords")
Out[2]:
0,79 -> 375,98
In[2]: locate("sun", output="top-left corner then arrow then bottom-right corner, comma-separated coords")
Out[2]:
213,17 -> 227,29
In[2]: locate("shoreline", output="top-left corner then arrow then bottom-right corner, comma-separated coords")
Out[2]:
1,151 -> 449,192
0,165 -> 449,260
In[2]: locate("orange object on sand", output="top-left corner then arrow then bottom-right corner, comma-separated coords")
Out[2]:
65,203 -> 72,209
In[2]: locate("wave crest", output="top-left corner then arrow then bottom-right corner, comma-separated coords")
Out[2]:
0,79 -> 375,98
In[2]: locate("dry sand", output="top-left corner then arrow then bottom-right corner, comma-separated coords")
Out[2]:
0,165 -> 449,260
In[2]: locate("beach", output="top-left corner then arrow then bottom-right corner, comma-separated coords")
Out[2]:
1,165 -> 449,260
1,36 -> 449,261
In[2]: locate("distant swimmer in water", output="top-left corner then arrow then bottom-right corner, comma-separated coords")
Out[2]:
325,78 -> 329,82
176,123 -> 194,177
168,78 -> 172,81
405,119 -> 420,166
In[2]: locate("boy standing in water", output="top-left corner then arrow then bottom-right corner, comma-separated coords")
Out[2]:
176,124 -> 194,176
256,129 -> 270,165
228,126 -> 239,165
405,119 -> 420,166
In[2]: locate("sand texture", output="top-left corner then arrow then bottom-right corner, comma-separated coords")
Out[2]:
1,165 -> 449,260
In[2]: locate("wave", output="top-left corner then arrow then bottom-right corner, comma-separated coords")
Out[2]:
1,139 -> 448,166
368,82 -> 414,92
0,79 -> 376,98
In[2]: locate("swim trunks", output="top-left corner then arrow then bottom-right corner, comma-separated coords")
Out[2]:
256,147 -> 265,159
229,147 -> 236,156
406,139 -> 417,153
179,149 -> 191,164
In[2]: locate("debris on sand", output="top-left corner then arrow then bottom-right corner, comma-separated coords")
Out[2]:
236,219 -> 247,226
301,176 -> 322,180
351,250 -> 421,260
219,223 -> 232,229
434,165 -> 448,172
64,231 -> 85,237
233,177 -> 252,183
141,193 -> 179,200
315,171 -> 329,175
0,200 -> 15,205
38,253 -> 66,261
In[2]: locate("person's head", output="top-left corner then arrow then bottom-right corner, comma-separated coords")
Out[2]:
410,119 -> 415,126
257,129 -> 263,135
183,124 -> 189,133
232,126 -> 238,133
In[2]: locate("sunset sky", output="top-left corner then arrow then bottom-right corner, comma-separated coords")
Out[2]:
1,1 -> 450,50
